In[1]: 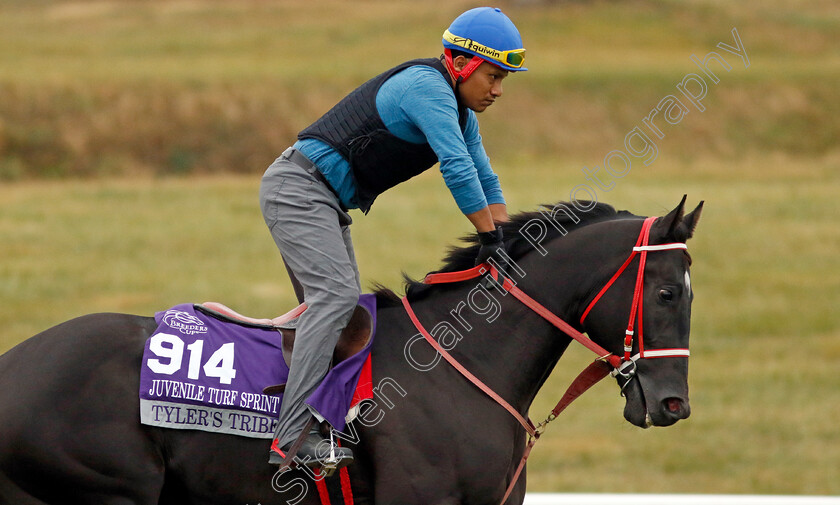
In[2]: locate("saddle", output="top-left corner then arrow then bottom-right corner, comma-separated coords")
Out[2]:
196,301 -> 373,394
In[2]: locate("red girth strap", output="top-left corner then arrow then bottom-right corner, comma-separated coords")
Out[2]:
313,452 -> 355,505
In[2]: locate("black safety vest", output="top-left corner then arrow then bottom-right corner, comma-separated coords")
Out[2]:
298,57 -> 467,213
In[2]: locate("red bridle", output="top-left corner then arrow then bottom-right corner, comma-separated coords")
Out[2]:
401,216 -> 690,504
580,216 -> 690,377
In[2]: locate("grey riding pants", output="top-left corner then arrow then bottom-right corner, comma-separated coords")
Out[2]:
259,149 -> 361,448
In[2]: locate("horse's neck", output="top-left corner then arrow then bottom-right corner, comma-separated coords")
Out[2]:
399,266 -> 581,412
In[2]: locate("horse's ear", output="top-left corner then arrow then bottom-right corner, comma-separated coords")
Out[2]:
658,195 -> 687,240
658,196 -> 704,243
674,200 -> 704,242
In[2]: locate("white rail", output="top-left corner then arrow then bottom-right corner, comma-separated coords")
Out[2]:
523,494 -> 840,504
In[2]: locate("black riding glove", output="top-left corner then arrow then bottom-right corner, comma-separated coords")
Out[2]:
475,226 -> 512,278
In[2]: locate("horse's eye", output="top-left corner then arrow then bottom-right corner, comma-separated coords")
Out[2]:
659,289 -> 674,302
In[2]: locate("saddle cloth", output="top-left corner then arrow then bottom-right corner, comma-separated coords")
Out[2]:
139,295 -> 376,439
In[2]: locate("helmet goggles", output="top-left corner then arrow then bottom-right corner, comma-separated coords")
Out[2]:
443,29 -> 526,70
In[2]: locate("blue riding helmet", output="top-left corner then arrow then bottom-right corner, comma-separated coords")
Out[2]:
442,7 -> 527,74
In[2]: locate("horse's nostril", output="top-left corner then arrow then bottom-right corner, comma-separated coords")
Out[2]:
666,398 -> 682,413
663,397 -> 689,419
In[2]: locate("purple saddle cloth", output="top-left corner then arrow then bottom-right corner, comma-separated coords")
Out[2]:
139,295 -> 376,438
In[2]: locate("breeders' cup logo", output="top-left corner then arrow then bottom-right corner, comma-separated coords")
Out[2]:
162,310 -> 208,335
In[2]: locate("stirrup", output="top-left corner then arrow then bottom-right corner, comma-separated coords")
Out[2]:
269,419 -> 354,474
319,429 -> 352,476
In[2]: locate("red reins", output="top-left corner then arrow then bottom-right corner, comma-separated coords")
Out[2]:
402,264 -> 613,504
400,217 -> 690,504
402,284 -> 610,504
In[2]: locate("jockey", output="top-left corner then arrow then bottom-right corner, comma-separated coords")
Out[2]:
259,6 -> 527,469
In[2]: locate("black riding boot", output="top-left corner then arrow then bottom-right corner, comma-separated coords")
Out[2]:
269,422 -> 354,471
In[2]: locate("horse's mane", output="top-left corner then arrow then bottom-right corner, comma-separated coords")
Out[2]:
374,201 -> 635,306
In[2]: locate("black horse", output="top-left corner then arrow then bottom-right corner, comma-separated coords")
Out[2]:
0,198 -> 702,505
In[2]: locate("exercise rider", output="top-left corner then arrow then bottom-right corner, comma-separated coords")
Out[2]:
259,6 -> 528,470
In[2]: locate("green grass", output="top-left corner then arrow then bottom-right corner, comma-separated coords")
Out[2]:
1,0 -> 839,496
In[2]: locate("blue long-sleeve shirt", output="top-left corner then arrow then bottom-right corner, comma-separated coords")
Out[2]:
293,65 -> 505,215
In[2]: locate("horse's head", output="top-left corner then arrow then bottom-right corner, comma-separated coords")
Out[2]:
579,196 -> 703,428
405,196 -> 702,429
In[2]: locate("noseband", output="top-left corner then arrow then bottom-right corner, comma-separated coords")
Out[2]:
401,216 -> 690,504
